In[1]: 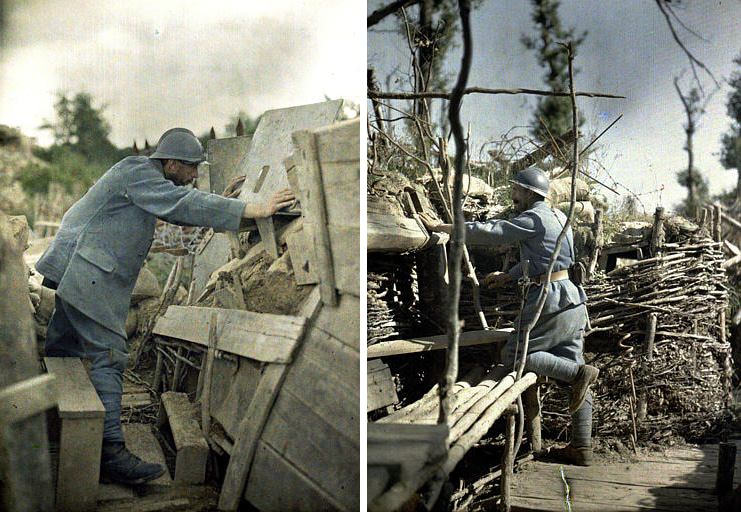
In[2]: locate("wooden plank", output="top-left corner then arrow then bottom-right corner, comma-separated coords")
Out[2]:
285,226 -> 318,285
245,440 -> 345,512
314,118 -> 360,164
280,331 -> 360,438
237,100 -> 344,209
367,361 -> 397,412
211,358 -> 262,438
367,328 -> 512,358
191,233 -> 232,300
262,388 -> 359,511
313,293 -> 360,351
294,129 -> 337,306
367,211 -> 430,253
206,135 -> 252,196
160,392 -> 209,484
328,224 -> 360,297
57,416 -> 104,511
0,373 -> 57,425
322,161 -> 360,227
154,306 -> 307,363
44,358 -> 105,419
218,363 -> 292,511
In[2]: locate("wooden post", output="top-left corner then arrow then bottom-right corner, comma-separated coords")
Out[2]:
499,408 -> 516,512
720,310 -> 733,407
650,207 -> 665,257
714,204 -> 723,242
172,346 -> 185,392
152,346 -> 164,392
415,245 -> 448,323
587,208 -> 603,278
522,384 -> 541,453
716,442 -> 737,495
201,312 -> 218,437
637,313 -> 658,422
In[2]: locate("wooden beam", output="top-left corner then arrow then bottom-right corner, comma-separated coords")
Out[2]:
154,306 -> 307,363
218,364 -> 291,510
367,329 -> 512,359
720,210 -> 741,232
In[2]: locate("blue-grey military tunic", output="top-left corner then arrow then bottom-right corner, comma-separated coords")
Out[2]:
36,156 -> 246,338
465,200 -> 588,365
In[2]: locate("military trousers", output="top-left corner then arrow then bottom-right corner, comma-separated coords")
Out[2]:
500,302 -> 593,448
45,294 -> 128,444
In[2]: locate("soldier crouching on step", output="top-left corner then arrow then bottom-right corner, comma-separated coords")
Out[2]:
35,128 -> 294,484
420,166 -> 599,466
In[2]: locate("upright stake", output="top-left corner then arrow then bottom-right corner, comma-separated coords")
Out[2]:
637,312 -> 657,422
500,408 -> 516,512
650,207 -> 665,257
716,442 -> 737,495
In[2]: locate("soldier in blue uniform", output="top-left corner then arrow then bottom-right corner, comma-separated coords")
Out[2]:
421,166 -> 599,466
36,128 -> 294,484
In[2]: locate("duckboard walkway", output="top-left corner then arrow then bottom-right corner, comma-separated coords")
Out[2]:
508,440 -> 741,511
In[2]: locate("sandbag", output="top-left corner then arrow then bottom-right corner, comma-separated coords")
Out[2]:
131,265 -> 161,304
557,200 -> 595,224
549,178 -> 590,204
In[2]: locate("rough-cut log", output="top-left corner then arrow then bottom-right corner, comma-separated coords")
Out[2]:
367,328 -> 512,359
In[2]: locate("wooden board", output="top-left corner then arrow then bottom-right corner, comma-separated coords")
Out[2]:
261,388 -> 359,511
44,357 -> 105,419
191,232 -> 232,300
509,442 -> 741,512
367,360 -> 397,413
154,306 -> 307,363
211,357 -> 262,438
367,211 -> 430,253
279,330 -> 360,439
285,226 -> 319,285
207,135 -> 252,195
328,224 -> 360,297
367,328 -> 512,359
367,423 -> 448,503
313,293 -> 360,351
218,363 -> 290,510
237,100 -> 344,207
245,440 -> 346,512
160,392 -> 209,484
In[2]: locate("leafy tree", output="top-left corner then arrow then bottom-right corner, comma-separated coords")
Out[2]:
720,53 -> 741,207
521,0 -> 586,144
18,146 -> 102,196
224,111 -> 261,137
40,91 -> 121,166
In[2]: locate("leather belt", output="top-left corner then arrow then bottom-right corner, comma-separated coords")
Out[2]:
531,269 -> 570,285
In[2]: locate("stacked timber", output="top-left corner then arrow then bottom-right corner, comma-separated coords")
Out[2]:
153,113 -> 359,511
367,255 -> 423,345
542,210 -> 732,445
368,367 -> 537,510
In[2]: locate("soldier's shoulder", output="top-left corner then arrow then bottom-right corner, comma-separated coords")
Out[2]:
115,156 -> 161,178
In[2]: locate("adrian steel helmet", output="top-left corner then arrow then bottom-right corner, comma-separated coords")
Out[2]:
149,128 -> 205,164
509,166 -> 549,198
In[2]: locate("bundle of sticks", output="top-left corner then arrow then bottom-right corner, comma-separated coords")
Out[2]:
367,255 -> 423,345
545,219 -> 731,444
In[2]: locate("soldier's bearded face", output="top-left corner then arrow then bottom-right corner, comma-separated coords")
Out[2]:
164,160 -> 198,186
511,185 -> 529,212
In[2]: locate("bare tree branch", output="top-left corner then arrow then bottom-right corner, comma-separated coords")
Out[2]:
654,0 -> 719,92
368,86 -> 624,100
367,0 -> 421,28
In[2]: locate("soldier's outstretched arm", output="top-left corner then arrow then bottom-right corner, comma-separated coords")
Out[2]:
465,212 -> 538,246
126,163 -> 245,231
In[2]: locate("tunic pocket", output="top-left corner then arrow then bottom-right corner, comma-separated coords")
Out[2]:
76,244 -> 117,273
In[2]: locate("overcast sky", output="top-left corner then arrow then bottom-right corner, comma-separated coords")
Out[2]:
368,0 -> 741,213
0,0 -> 363,148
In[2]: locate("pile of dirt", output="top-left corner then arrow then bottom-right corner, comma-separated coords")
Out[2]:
239,252 -> 313,316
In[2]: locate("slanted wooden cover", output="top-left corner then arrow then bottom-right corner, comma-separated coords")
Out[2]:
237,100 -> 345,208
153,306 -> 307,364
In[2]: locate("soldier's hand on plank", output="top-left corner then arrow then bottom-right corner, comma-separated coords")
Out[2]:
243,189 -> 296,218
483,271 -> 511,289
266,188 -> 296,215
419,212 -> 442,231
